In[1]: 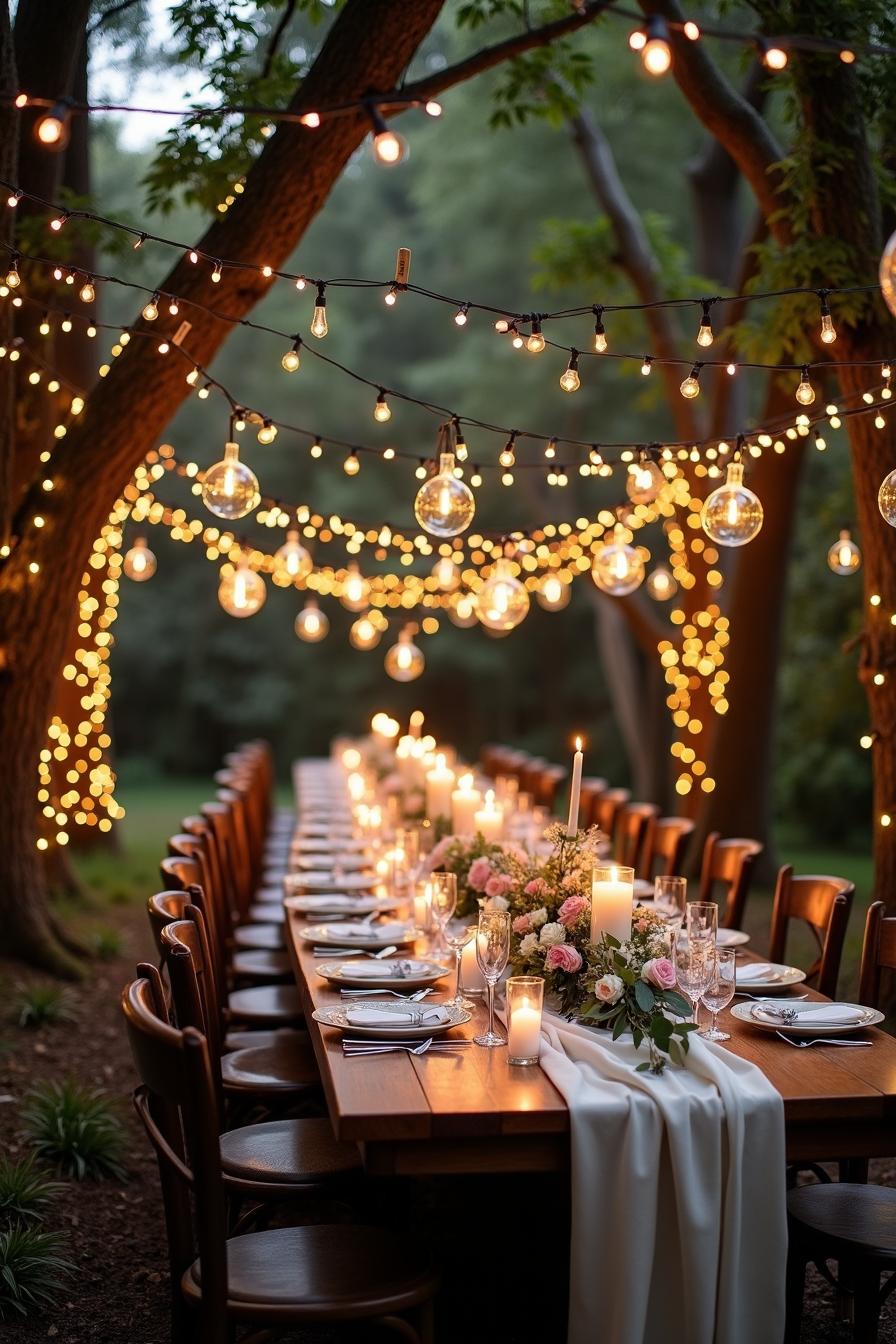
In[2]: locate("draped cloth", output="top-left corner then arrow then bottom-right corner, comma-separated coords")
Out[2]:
537,1011 -> 787,1344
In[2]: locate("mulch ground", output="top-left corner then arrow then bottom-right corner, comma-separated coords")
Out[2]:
0,898 -> 893,1343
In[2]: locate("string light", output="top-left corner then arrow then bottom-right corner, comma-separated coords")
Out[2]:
536,572 -> 571,611
591,524 -> 645,595
641,356 -> 652,376
257,419 -> 277,444
646,565 -> 677,600
343,452 -> 360,475
827,528 -> 861,574
384,625 -> 424,680
454,304 -> 469,326
218,555 -> 266,617
414,433 -> 475,537
680,364 -> 702,399
626,453 -> 665,505
341,563 -> 370,612
281,337 -> 301,372
593,306 -> 608,353
696,300 -> 715,347
477,558 -> 530,631
373,389 -> 391,423
349,611 -> 382,651
4,255 -> 20,288
432,556 -> 461,591
795,366 -> 815,405
527,319 -> 545,354
201,436 -> 260,520
122,536 -> 156,581
819,292 -> 837,344
758,37 -> 788,69
559,349 -> 581,392
295,598 -> 329,642
34,100 -> 71,148
141,293 -> 159,321
311,282 -> 328,338
878,467 -> 896,526
368,106 -> 406,167
274,528 -> 312,582
701,458 -> 763,547
79,277 -> 96,304
641,16 -> 672,75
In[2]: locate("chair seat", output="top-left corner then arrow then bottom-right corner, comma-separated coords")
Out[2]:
183,1224 -> 436,1316
224,1027 -> 305,1052
248,902 -> 286,924
220,1117 -> 360,1186
232,949 -> 291,980
221,1037 -> 318,1093
228,984 -> 302,1025
789,1183 -> 896,1260
234,923 -> 283,950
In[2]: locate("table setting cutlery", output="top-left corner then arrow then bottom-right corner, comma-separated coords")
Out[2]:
774,1031 -> 873,1049
734,991 -> 810,1001
341,1037 -> 473,1057
312,943 -> 398,958
340,987 -> 433,1000
312,999 -> 472,1038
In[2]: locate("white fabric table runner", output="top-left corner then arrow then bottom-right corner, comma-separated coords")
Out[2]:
537,1010 -> 787,1344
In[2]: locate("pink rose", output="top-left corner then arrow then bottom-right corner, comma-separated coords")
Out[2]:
524,877 -> 547,899
558,895 -> 589,927
545,944 -> 583,974
594,973 -> 624,1004
512,913 -> 532,935
642,957 -> 676,991
468,857 -> 492,892
485,875 -> 506,899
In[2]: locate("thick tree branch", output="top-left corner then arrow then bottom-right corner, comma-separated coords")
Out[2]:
638,0 -> 792,244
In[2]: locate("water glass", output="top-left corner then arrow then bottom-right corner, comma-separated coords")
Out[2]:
699,948 -> 736,1041
686,901 -> 718,947
429,872 -> 457,953
506,976 -> 544,1065
473,908 -> 511,1047
674,931 -> 712,1023
443,922 -> 477,1010
654,875 -> 687,918
413,878 -> 432,938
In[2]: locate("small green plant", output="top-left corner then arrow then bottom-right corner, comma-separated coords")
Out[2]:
0,1224 -> 72,1319
22,1080 -> 127,1181
14,984 -> 76,1029
91,927 -> 123,959
0,1155 -> 62,1225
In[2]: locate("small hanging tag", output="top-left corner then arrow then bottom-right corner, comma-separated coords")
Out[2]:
394,248 -> 411,286
171,320 -> 192,347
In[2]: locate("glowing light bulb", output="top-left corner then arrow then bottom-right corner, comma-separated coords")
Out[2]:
350,612 -> 381,651
373,128 -> 406,165
680,365 -> 701,398
641,357 -> 652,376
295,598 -> 328,642
385,627 -> 425,681
759,38 -> 788,69
701,460 -> 763,547
414,450 -> 475,537
626,457 -> 665,505
201,441 -> 260,520
341,565 -> 370,612
310,301 -> 328,338
257,420 -> 277,444
527,322 -> 545,353
795,367 -> 815,405
827,528 -> 861,574
300,111 -> 321,128
281,340 -> 301,372
696,303 -> 714,347
79,278 -> 95,304
454,304 -> 469,326
35,103 -> 70,148
593,308 -> 608,352
536,573 -> 571,611
560,351 -> 580,392
425,100 -> 442,117
123,537 -> 156,581
374,390 -> 391,422
641,16 -> 671,74
142,294 -> 159,321
343,452 -> 360,476
219,559 -> 266,618
4,260 -> 20,288
591,526 -> 645,595
878,468 -> 896,526
449,592 -> 479,627
432,556 -> 460,591
275,528 -> 312,581
646,565 -> 677,601
477,558 -> 530,630
819,300 -> 837,344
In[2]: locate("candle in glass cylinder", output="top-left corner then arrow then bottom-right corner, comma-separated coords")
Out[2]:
451,772 -> 482,834
591,864 -> 634,945
566,736 -> 583,836
425,753 -> 455,821
460,937 -> 486,994
413,879 -> 432,933
506,976 -> 545,1065
474,788 -> 504,842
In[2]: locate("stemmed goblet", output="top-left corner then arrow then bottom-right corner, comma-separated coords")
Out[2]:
674,930 -> 712,1025
443,922 -> 477,1010
699,948 -> 736,1041
473,908 -> 511,1048
429,872 -> 457,956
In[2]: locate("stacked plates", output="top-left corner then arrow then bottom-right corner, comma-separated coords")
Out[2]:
298,921 -> 416,950
312,1001 -> 470,1039
315,957 -> 448,989
731,1000 -> 883,1036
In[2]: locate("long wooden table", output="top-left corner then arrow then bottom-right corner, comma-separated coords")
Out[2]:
286,911 -> 896,1175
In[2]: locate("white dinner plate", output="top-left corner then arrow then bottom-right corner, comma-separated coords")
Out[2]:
284,871 -> 376,894
292,839 -> 369,856
315,958 -> 450,989
734,962 -> 806,992
633,879 -> 655,902
730,1000 -> 883,1036
298,921 -> 417,950
290,854 -> 371,873
312,1000 -> 470,1039
284,893 -> 400,917
716,928 -> 750,948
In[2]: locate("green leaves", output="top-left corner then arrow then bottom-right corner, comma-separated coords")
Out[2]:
0,1226 -> 72,1320
22,1080 -> 127,1182
633,978 -> 655,1014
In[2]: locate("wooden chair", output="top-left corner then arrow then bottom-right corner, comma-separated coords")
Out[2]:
858,900 -> 896,1009
698,833 -> 763,930
535,764 -> 567,812
593,788 -> 630,843
614,803 -> 659,871
122,976 -> 436,1344
519,756 -> 548,798
785,1184 -> 896,1344
768,866 -> 854,1001
640,816 -> 695,880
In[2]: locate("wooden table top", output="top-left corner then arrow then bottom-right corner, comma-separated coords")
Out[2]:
286,911 -> 896,1174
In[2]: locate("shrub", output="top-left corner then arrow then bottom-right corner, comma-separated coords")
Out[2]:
0,1224 -> 72,1319
0,1154 -> 62,1225
22,1080 -> 127,1181
14,984 -> 76,1029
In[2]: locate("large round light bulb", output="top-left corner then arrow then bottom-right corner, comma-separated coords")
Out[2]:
341,564 -> 370,612
123,536 -> 156,581
219,560 -> 266,618
274,528 -> 312,582
432,556 -> 460,591
414,452 -> 475,537
477,558 -> 530,631
201,441 -> 260,520
350,612 -> 381,651
701,461 -> 764,547
626,458 -> 666,505
295,598 -> 328,642
646,565 -> 677,601
384,627 -> 424,681
880,229 -> 896,317
536,573 -> 571,611
827,528 -> 862,574
448,592 -> 479,627
879,469 -> 896,526
591,526 -> 645,595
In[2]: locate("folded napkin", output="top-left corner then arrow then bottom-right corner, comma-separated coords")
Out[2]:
290,894 -> 356,910
342,959 -> 428,977
334,921 -> 409,940
753,1003 -> 868,1026
345,1005 -> 450,1027
736,962 -> 782,983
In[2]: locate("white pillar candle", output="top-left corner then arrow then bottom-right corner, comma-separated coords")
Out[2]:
566,736 -> 583,836
409,710 -> 424,739
413,881 -> 432,932
474,788 -> 504,842
460,937 -> 486,993
396,735 -> 416,784
591,864 -> 634,945
451,773 -> 482,834
508,1001 -> 542,1060
425,753 -> 455,821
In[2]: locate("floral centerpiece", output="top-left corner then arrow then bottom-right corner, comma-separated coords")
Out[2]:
426,832 -> 522,918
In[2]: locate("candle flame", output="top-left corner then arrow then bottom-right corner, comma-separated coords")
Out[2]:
436,752 -> 445,769
610,864 -> 618,881
575,735 -> 583,751
459,771 -> 473,789
485,788 -> 495,806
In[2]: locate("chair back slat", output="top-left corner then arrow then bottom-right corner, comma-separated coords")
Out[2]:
699,833 -> 762,929
643,816 -> 695,879
768,866 -> 855,999
615,803 -> 659,871
593,788 -> 630,841
858,901 -> 896,1009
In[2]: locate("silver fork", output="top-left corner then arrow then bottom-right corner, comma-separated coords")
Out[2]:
340,988 -> 433,1001
735,992 -> 809,1001
344,1037 -> 434,1056
774,1031 -> 872,1048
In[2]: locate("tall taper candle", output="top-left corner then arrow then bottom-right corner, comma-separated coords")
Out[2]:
566,736 -> 583,836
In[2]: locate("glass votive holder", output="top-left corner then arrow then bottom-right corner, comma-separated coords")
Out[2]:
413,878 -> 433,936
506,976 -> 545,1066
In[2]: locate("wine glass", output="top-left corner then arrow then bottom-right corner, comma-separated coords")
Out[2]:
443,922 -> 477,1009
699,948 -> 736,1041
473,908 -> 511,1047
429,872 -> 457,954
674,931 -> 712,1024
686,901 -> 718,947
654,875 -> 687,919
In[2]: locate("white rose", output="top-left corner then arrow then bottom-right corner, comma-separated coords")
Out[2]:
595,973 -> 624,1005
519,932 -> 539,957
485,894 -> 510,912
539,921 -> 566,947
530,907 -> 549,929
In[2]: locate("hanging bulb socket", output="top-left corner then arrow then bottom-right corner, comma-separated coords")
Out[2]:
499,432 -> 517,469
795,365 -> 815,405
374,388 -> 391,422
641,356 -> 653,376
35,98 -> 72,150
696,299 -> 715,347
368,104 -> 407,166
310,281 -> 328,338
818,292 -> 837,344
593,305 -> 608,353
527,317 -> 546,353
680,363 -> 702,399
758,36 -> 788,69
641,15 -> 672,75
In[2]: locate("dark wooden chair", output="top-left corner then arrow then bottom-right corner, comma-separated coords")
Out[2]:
698,832 -> 763,930
535,763 -> 568,812
640,815 -> 695,880
858,900 -> 896,1009
593,788 -> 630,843
122,976 -> 435,1344
578,777 -> 608,830
785,1184 -> 896,1344
614,803 -> 659,871
768,866 -> 854,1001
